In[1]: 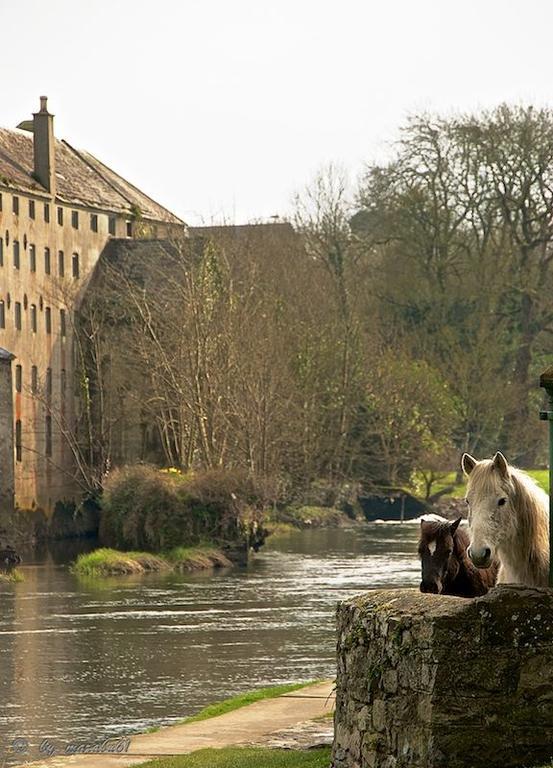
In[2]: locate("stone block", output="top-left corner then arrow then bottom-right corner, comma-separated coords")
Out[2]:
332,586 -> 553,768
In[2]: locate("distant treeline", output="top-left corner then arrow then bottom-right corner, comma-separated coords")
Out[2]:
73,104 -> 552,501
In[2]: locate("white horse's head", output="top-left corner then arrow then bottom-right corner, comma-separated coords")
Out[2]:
461,451 -> 514,568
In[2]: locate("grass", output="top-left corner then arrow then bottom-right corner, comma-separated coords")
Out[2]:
71,546 -> 232,578
145,682 -> 321,733
412,468 -> 549,500
528,469 -> 550,492
0,569 -> 24,583
165,546 -> 232,571
268,506 -> 351,532
136,747 -> 331,768
180,682 -> 317,725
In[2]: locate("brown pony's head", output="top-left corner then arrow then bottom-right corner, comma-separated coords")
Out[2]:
418,517 -> 463,594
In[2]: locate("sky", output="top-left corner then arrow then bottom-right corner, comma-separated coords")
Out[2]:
2,0 -> 553,225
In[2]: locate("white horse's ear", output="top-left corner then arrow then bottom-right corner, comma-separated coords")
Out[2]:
492,451 -> 509,478
461,453 -> 477,476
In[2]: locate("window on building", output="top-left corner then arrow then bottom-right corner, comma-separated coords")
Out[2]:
44,203 -> 50,223
126,221 -> 132,237
15,420 -> 22,462
31,366 -> 38,394
29,244 -> 36,273
72,253 -> 80,279
30,304 -> 37,333
60,308 -> 66,337
90,213 -> 98,232
0,300 -> 5,329
71,210 -> 79,229
45,306 -> 51,334
108,216 -> 116,235
57,207 -> 63,225
13,241 -> 20,270
29,199 -> 35,219
46,367 -> 52,398
44,247 -> 51,275
45,415 -> 52,457
14,302 -> 21,330
12,196 -> 19,215
15,364 -> 22,393
58,250 -> 64,277
0,237 -> 3,266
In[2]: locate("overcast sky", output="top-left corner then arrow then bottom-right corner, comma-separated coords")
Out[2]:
2,0 -> 553,225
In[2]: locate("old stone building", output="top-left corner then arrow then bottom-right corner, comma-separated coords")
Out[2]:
0,97 -> 184,529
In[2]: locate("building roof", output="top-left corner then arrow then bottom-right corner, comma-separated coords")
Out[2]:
0,126 -> 183,225
0,347 -> 15,361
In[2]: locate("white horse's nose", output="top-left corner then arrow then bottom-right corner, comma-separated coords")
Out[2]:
468,546 -> 492,568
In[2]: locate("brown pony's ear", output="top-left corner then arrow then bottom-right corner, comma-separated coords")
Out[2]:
492,451 -> 509,478
461,453 -> 477,476
449,517 -> 462,536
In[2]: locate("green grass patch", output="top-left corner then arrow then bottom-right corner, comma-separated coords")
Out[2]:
164,546 -> 232,571
412,468 -> 549,500
136,747 -> 331,768
71,548 -> 170,577
179,682 -> 320,725
264,521 -> 297,537
528,469 -> 549,492
145,681 -> 324,733
270,505 -> 349,530
0,569 -> 24,583
71,546 -> 233,578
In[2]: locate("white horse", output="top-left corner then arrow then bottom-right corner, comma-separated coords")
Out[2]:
461,451 -> 549,587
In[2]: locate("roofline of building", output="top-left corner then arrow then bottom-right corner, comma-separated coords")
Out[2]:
0,125 -> 184,226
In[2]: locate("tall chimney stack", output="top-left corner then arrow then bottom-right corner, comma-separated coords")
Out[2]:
33,96 -> 56,195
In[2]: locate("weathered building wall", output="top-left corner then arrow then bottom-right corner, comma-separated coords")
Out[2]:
0,349 -> 15,526
333,586 -> 553,768
0,190 -> 182,517
0,98 -> 184,523
0,189 -> 116,511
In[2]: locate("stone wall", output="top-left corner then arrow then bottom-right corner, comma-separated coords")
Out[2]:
333,586 -> 553,768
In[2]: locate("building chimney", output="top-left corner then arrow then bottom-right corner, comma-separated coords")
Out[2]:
33,96 -> 56,195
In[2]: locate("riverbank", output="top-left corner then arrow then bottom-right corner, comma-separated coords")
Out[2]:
27,680 -> 335,768
72,546 -> 233,577
267,505 -> 358,534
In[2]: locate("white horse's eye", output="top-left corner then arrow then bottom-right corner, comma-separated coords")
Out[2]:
498,497 -> 507,507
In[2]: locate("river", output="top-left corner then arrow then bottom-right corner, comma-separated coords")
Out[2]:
0,522 -> 421,762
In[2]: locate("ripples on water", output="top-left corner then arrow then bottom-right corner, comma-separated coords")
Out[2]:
0,523 -> 420,758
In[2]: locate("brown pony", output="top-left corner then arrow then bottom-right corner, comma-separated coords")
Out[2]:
418,516 -> 498,598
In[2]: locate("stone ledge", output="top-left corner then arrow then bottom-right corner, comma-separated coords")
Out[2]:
333,586 -> 553,768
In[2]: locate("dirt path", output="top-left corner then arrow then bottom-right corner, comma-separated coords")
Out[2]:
28,680 -> 335,768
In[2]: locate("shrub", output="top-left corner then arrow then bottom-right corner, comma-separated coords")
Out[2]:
99,465 -> 268,553
99,465 -> 192,550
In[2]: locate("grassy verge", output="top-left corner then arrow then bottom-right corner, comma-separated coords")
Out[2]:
165,546 -> 232,571
179,682 -> 317,725
146,682 -> 322,733
136,747 -> 331,768
411,468 -> 549,500
0,569 -> 24,583
268,506 -> 353,532
71,546 -> 232,577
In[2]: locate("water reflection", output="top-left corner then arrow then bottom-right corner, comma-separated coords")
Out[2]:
0,523 -> 420,762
